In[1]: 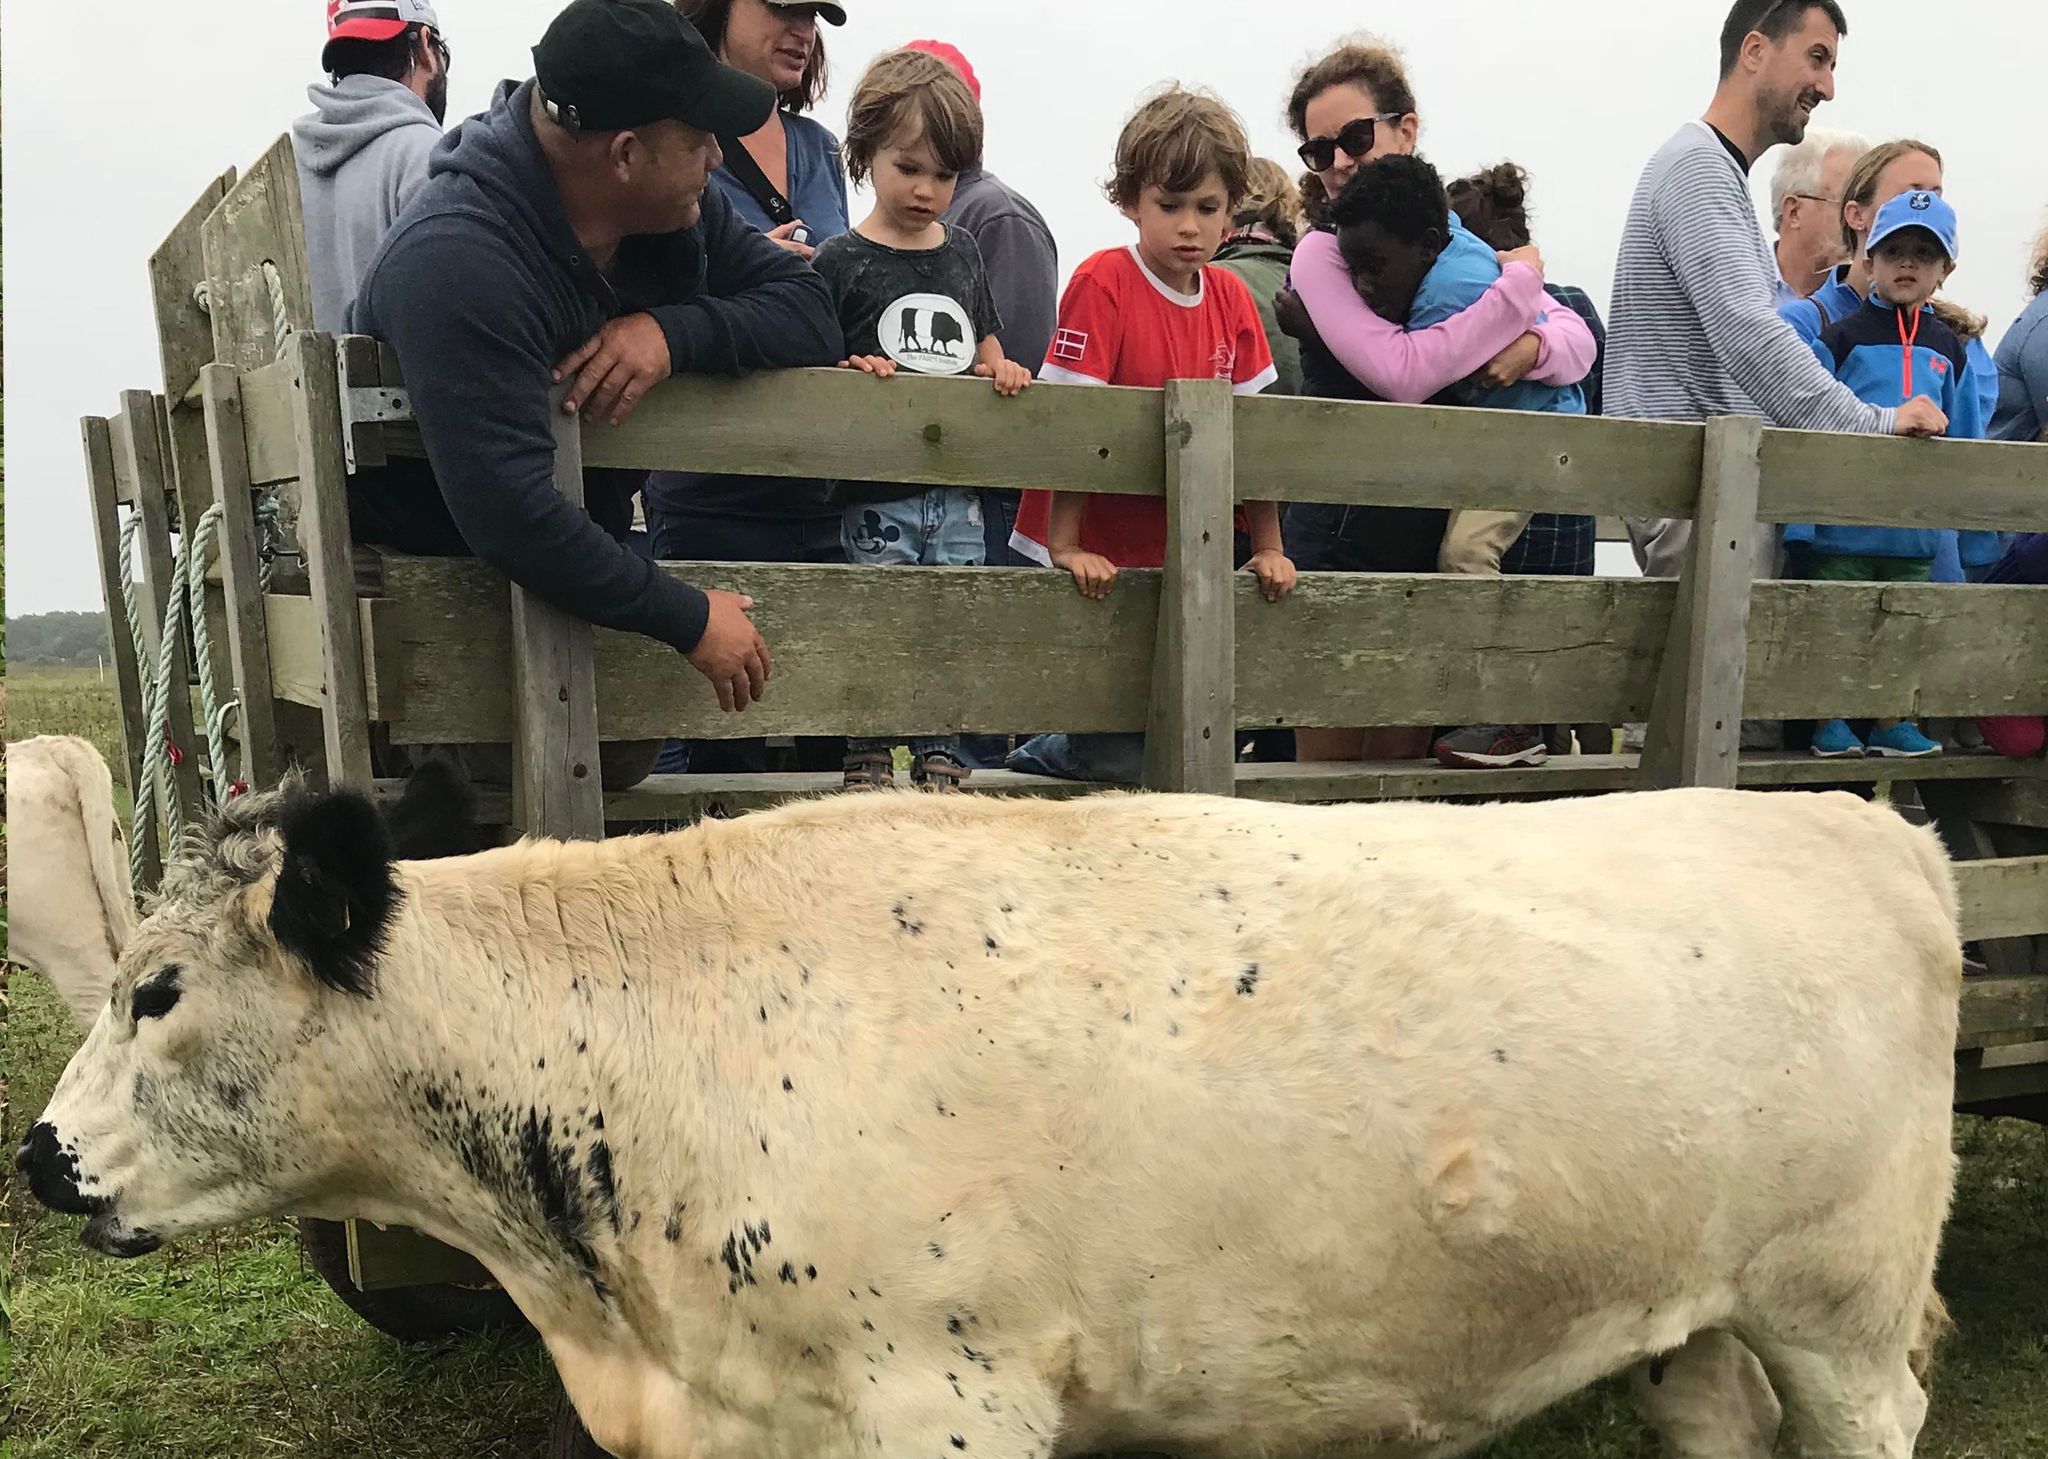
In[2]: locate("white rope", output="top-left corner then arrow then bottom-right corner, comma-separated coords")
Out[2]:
261,261 -> 293,362
117,516 -> 158,893
184,503 -> 244,813
191,279 -> 212,316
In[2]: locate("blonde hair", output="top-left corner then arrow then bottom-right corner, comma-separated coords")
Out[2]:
1105,86 -> 1252,208
2030,223 -> 2048,298
1232,158 -> 1303,247
842,48 -> 982,186
1838,139 -> 1942,253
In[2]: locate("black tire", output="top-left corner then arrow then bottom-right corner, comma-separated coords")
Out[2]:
549,1384 -> 614,1458
297,1217 -> 532,1344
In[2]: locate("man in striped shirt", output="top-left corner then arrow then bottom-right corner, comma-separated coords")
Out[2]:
1609,0 -> 1948,578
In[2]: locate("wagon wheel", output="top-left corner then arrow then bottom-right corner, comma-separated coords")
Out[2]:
297,1217 -> 532,1344
549,1384 -> 614,1458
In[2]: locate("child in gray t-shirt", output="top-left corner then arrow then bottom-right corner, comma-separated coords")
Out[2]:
815,48 -> 1031,791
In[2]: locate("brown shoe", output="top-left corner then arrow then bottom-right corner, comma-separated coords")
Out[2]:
912,752 -> 971,792
842,750 -> 896,792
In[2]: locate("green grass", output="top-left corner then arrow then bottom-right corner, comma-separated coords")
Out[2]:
4,672 -> 2045,1455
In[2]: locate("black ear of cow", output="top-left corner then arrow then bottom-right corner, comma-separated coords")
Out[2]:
269,790 -> 400,998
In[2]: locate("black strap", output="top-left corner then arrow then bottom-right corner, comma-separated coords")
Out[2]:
717,134 -> 796,228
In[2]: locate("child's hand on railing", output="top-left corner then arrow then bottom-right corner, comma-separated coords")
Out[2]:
976,359 -> 1033,397
1051,546 -> 1119,600
1245,549 -> 1298,604
841,355 -> 898,379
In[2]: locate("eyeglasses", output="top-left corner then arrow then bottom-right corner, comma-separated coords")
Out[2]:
1296,113 -> 1407,173
1790,192 -> 1839,206
429,29 -> 450,68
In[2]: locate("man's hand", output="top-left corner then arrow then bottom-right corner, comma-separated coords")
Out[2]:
1274,287 -> 1325,353
1496,244 -> 1545,277
1473,332 -> 1542,390
1051,545 -> 1119,600
686,589 -> 772,712
1894,397 -> 1949,438
555,313 -> 672,426
975,358 -> 1034,397
765,220 -> 815,261
1245,548 -> 1298,603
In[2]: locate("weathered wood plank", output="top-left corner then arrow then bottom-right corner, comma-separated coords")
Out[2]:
361,564 -> 2048,742
117,392 -> 207,826
1237,575 -> 1671,729
238,358 -> 301,487
1954,1050 -> 2048,1106
571,368 -> 1165,495
200,135 -> 311,375
1954,779 -> 2048,831
1744,583 -> 2048,719
1921,784 -> 2041,975
1957,976 -> 2048,1046
1954,856 -> 2048,942
266,595 -> 390,719
1762,430 -> 2048,534
509,398 -> 604,840
371,558 -> 1160,745
1641,415 -> 1762,790
150,167 -> 235,404
1144,379 -> 1235,795
200,365 -> 284,790
287,332 -> 375,787
1235,393 -> 1706,520
81,415 -> 158,889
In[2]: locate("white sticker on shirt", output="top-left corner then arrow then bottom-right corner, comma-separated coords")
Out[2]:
1052,327 -> 1090,363
878,292 -> 975,375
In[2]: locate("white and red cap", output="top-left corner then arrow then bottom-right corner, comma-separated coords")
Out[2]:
324,0 -> 440,69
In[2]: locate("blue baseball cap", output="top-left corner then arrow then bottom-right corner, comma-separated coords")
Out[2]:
1866,190 -> 1959,261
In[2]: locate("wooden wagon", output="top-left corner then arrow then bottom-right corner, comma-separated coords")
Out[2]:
85,139 -> 2048,1337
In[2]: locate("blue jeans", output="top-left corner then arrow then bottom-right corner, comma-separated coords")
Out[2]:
844,488 -> 984,762
842,488 -> 985,567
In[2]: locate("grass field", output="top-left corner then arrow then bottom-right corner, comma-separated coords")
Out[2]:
5,665 -> 2046,1456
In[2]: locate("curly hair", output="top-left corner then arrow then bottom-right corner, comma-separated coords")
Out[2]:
1105,86 -> 1251,208
841,48 -> 982,186
1446,162 -> 1533,251
1328,154 -> 1448,245
1285,38 -> 1417,140
2031,223 -> 2048,299
674,0 -> 829,114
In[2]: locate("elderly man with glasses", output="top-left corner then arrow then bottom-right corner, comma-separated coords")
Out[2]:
1767,125 -> 1869,308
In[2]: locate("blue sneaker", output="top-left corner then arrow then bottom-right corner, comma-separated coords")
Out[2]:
1811,719 -> 1866,758
1866,721 -> 1943,758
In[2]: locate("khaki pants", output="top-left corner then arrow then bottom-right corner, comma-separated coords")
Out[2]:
1438,510 -> 1531,575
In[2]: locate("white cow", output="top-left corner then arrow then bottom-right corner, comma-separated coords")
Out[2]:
19,785 -> 1959,1459
6,735 -> 137,1026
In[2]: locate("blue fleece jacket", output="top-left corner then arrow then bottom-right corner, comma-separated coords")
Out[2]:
1411,220 -> 1585,416
1782,295 -> 1987,560
1781,268 -> 2001,567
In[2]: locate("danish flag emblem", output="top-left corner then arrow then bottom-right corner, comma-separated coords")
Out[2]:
1052,328 -> 1089,362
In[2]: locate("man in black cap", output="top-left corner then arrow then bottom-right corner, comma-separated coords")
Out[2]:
351,0 -> 843,724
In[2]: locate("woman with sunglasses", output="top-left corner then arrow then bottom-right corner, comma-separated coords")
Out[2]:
1277,40 -> 1596,765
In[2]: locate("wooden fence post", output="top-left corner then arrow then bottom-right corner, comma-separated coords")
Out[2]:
199,363 -> 284,790
510,394 -> 605,840
1142,378 -> 1237,796
287,331 -> 376,788
81,414 -> 160,890
1640,414 -> 1763,790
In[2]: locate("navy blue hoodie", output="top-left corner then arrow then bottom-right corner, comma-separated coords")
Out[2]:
350,80 -> 844,653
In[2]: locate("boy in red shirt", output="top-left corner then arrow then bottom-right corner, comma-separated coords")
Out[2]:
1012,88 -> 1296,603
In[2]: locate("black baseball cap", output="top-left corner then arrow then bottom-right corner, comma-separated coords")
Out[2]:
533,0 -> 776,135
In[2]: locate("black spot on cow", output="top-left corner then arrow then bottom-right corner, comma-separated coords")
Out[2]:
782,1077 -> 794,1092
961,1344 -> 996,1373
780,1262 -> 798,1284
947,1315 -> 964,1335
590,1111 -> 604,1131
218,1081 -> 248,1113
984,936 -> 999,953
1690,946 -> 1705,960
1236,964 -> 1260,996
759,1006 -> 769,1022
517,1108 -> 603,1289
576,1040 -> 587,1055
761,1136 -> 770,1154
1492,1049 -> 1509,1065
1213,886 -> 1231,902
928,1241 -> 945,1261
586,1140 -> 621,1234
860,1318 -> 875,1332
892,904 -> 925,936
952,1437 -> 968,1450
807,1264 -> 818,1280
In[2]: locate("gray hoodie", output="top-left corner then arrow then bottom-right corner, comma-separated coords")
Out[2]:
292,75 -> 442,333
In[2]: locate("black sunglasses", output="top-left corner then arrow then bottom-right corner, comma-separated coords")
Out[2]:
1297,113 -> 1407,173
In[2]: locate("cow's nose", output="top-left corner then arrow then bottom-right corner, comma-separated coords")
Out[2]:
18,1121 -> 103,1216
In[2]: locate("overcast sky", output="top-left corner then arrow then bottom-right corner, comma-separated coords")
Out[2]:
5,0 -> 2042,614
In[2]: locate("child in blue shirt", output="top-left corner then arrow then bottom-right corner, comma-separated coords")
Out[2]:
1787,189 -> 1987,758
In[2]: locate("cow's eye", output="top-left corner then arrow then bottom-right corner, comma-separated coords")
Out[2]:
132,967 -> 183,1022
